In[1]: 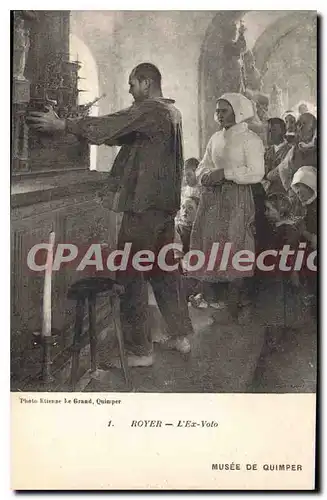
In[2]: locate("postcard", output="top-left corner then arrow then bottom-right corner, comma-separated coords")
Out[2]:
11,9 -> 317,490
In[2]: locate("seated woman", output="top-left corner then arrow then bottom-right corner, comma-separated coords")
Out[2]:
263,192 -> 303,260
277,113 -> 317,192
291,165 -> 317,250
291,166 -> 317,317
190,92 -> 265,319
258,191 -> 305,352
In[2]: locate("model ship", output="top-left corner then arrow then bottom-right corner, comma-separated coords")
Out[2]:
26,53 -> 105,171
30,54 -> 84,117
13,42 -> 106,173
30,53 -> 105,117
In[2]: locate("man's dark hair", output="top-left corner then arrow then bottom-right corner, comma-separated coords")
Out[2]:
268,117 -> 286,136
132,63 -> 162,87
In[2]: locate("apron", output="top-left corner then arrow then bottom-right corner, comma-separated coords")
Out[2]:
189,182 -> 255,282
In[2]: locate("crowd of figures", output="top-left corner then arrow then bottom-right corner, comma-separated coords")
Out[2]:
175,92 -> 317,326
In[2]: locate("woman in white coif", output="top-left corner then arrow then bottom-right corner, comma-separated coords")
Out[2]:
190,92 -> 265,319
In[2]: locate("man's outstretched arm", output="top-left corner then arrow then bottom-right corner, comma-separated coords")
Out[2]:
27,102 -> 163,146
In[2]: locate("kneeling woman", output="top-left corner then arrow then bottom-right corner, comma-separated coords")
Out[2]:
190,93 -> 265,319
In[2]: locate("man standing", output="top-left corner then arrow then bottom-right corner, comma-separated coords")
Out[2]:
264,118 -> 293,191
27,63 -> 194,367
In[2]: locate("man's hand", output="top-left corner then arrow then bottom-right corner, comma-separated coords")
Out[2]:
26,106 -> 66,134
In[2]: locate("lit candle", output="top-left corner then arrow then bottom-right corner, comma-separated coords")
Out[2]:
42,231 -> 55,337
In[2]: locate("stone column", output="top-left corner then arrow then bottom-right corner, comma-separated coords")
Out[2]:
12,11 -> 36,171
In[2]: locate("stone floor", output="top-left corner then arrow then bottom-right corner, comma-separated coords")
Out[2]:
85,281 -> 317,394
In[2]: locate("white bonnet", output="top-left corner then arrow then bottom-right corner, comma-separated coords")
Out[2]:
291,166 -> 317,204
219,93 -> 254,124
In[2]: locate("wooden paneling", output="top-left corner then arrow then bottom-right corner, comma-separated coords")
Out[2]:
11,185 -> 118,383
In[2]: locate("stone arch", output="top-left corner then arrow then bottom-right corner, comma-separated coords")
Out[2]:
253,12 -> 317,111
69,33 -> 100,170
198,10 -> 316,154
252,11 -> 317,73
198,11 -> 246,154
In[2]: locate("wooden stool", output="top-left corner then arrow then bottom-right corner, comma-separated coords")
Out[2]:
67,277 -> 130,390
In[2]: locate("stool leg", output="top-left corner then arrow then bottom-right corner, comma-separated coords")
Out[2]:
70,297 -> 85,390
88,294 -> 97,372
111,293 -> 131,389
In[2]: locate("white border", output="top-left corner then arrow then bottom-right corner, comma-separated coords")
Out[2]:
2,3 -> 324,498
